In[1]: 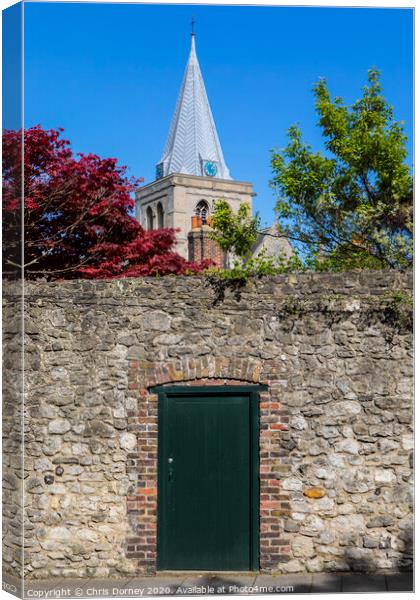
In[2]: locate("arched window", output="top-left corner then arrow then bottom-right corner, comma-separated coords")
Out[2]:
195,200 -> 209,225
146,207 -> 154,231
157,202 -> 164,229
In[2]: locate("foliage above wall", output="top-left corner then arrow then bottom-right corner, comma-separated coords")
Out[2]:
210,199 -> 260,260
271,69 -> 413,271
209,200 -> 301,281
2,126 -> 210,280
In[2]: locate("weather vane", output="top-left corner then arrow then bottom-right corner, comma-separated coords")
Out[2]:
191,16 -> 195,36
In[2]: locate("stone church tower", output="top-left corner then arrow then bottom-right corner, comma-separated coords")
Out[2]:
135,32 -> 255,265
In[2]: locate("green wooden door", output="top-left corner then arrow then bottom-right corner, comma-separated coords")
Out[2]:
157,387 -> 261,571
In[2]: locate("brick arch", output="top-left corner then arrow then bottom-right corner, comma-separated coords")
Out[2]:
126,355 -> 291,575
129,356 -> 266,391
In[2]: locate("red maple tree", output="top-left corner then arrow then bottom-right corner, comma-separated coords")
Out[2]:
2,126 -> 210,279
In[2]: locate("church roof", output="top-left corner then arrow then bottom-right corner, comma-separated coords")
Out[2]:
251,223 -> 294,260
157,34 -> 232,180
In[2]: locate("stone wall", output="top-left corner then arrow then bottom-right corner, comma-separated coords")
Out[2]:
2,285 -> 24,581
2,271 -> 413,579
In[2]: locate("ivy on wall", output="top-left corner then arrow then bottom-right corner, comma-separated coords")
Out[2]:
276,290 -> 413,340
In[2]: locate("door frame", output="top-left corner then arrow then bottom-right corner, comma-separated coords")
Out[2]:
153,384 -> 267,572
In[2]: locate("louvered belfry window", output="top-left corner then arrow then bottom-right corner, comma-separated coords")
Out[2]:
195,201 -> 209,225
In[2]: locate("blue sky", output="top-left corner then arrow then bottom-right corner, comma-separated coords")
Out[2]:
24,2 -> 413,227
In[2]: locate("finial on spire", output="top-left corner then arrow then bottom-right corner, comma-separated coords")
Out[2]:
191,16 -> 195,36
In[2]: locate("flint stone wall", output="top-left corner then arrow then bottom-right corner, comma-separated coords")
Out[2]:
2,271 -> 413,579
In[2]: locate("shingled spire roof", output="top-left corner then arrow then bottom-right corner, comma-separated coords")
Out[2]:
156,33 -> 232,180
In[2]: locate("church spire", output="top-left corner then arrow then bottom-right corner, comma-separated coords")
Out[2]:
156,30 -> 232,180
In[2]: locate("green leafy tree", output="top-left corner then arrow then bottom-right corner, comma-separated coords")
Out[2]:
271,69 -> 413,271
209,199 -> 302,279
210,199 -> 260,260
